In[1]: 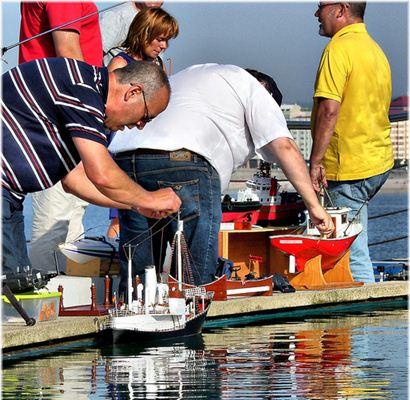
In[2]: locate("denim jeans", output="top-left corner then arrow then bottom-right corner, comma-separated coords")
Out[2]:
114,150 -> 222,295
326,170 -> 391,283
2,190 -> 31,275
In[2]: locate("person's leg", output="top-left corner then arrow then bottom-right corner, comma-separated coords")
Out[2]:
2,191 -> 31,275
115,150 -> 222,290
326,170 -> 390,283
165,156 -> 221,285
29,182 -> 88,272
114,153 -> 154,296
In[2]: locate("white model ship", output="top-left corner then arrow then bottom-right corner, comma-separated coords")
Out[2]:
101,218 -> 214,343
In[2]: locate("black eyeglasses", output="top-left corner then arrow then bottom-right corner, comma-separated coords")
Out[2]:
140,90 -> 153,124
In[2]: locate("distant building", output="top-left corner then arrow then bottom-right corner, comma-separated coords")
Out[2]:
282,104 -> 312,161
239,98 -> 408,171
389,96 -> 408,164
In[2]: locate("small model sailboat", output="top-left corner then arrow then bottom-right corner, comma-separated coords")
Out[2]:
100,217 -> 214,343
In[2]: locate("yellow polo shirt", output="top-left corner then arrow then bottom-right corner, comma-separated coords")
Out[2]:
311,23 -> 394,181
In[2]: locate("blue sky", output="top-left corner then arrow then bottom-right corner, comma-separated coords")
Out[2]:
1,1 -> 408,106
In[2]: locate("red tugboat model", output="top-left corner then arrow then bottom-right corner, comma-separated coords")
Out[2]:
223,161 -> 306,226
270,207 -> 364,289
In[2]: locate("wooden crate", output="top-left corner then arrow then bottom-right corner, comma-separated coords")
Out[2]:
218,227 -> 296,280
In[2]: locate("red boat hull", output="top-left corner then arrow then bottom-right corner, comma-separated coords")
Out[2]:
221,210 -> 259,224
257,202 -> 305,223
270,234 -> 359,272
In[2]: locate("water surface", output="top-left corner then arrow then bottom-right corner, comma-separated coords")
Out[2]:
3,306 -> 408,399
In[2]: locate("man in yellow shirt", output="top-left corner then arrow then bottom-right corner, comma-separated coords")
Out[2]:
310,2 -> 393,283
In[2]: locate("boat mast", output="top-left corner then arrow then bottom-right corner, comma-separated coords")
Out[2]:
127,245 -> 133,310
176,212 -> 183,291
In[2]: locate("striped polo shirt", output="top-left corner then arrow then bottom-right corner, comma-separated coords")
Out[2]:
1,58 -> 109,201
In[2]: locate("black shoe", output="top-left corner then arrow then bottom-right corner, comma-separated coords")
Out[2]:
272,273 -> 295,293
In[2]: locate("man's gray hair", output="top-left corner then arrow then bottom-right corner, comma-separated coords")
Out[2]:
347,2 -> 366,19
113,61 -> 170,101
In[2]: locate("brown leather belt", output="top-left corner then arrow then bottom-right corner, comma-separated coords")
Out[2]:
134,148 -> 194,161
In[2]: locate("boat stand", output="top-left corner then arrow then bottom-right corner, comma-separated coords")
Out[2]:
281,252 -> 364,290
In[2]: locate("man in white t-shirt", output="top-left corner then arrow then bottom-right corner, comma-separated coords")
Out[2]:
100,1 -> 164,65
109,63 -> 334,294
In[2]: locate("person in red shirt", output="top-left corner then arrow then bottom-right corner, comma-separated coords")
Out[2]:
18,1 -> 103,273
19,1 -> 102,66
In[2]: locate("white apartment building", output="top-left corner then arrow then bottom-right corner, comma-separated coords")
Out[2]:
390,120 -> 408,162
240,103 -> 408,169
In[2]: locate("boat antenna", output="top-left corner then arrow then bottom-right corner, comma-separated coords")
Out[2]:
343,200 -> 368,236
319,182 -> 335,208
1,2 -> 127,58
127,244 -> 133,310
176,211 -> 183,291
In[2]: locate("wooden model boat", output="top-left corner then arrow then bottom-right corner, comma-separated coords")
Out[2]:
169,274 -> 273,301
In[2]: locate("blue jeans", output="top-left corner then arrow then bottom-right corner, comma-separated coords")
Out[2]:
114,150 -> 222,295
2,190 -> 31,275
326,170 -> 390,283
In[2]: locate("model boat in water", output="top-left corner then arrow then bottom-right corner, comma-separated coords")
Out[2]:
100,218 -> 214,343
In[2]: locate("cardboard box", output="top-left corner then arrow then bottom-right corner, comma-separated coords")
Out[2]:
65,258 -> 120,277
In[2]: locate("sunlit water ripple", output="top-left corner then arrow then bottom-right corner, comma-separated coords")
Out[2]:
2,307 -> 408,399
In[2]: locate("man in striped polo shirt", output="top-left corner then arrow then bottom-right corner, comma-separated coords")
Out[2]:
1,58 -> 181,275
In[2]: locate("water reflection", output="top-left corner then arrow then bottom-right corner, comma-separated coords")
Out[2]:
2,309 -> 407,399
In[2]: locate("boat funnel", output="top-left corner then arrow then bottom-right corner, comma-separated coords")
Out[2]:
144,265 -> 157,306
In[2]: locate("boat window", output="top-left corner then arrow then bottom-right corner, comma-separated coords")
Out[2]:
342,214 -> 348,224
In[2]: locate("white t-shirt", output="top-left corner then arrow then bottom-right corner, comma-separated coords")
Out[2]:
109,63 -> 293,191
100,2 -> 138,65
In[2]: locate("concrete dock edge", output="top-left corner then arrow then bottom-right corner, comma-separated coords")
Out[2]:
2,281 -> 408,351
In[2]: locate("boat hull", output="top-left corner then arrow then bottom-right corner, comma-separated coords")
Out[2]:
58,237 -> 119,264
100,307 -> 210,344
270,233 -> 359,272
257,202 -> 305,225
169,275 -> 273,301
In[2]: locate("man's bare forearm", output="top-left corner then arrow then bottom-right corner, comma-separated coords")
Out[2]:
264,138 -> 320,209
310,98 -> 340,166
61,163 -> 131,209
262,137 -> 334,235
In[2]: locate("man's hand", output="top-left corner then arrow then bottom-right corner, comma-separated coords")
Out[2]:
309,163 -> 327,194
308,204 -> 334,237
134,187 -> 181,219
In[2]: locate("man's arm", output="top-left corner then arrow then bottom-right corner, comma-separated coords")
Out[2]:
51,30 -> 84,60
262,137 -> 334,236
61,162 -> 131,209
309,98 -> 340,192
70,137 -> 181,218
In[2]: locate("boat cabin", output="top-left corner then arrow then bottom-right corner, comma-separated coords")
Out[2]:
305,207 -> 352,238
